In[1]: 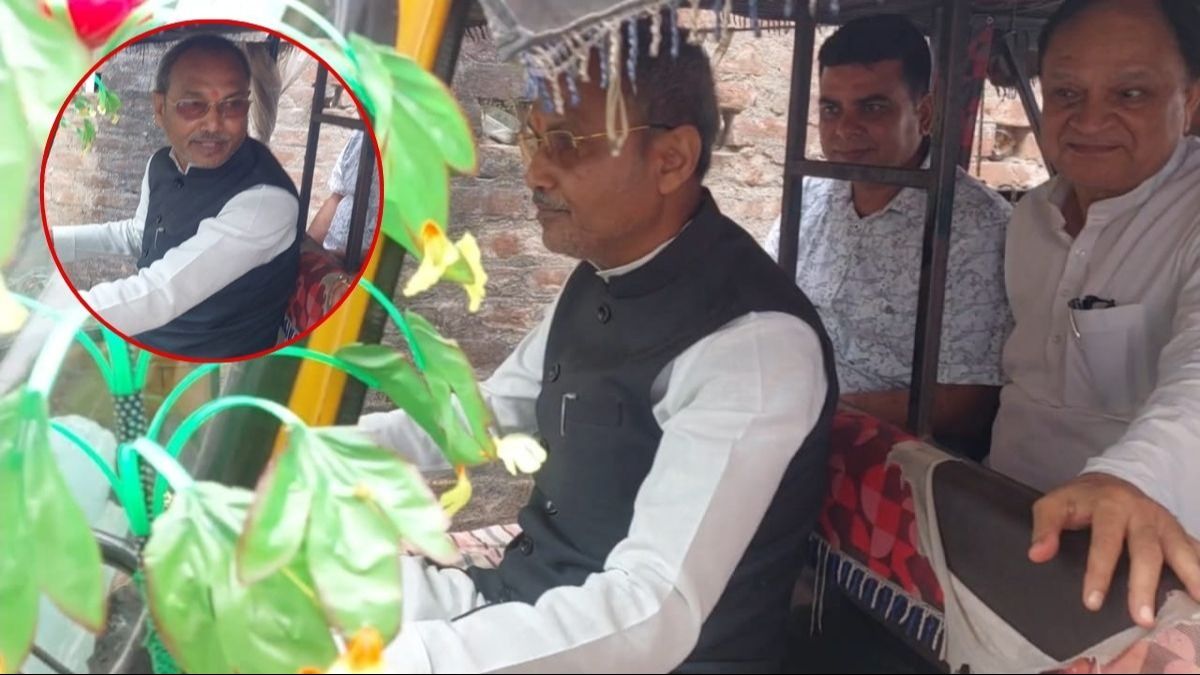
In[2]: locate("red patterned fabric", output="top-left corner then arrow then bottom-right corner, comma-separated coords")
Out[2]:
282,238 -> 352,340
817,409 -> 944,609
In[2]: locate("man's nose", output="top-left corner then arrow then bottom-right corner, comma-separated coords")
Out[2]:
199,102 -> 223,131
834,112 -> 866,140
1068,96 -> 1116,135
523,149 -> 556,193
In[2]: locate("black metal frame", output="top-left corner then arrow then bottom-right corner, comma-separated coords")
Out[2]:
295,67 -> 379,273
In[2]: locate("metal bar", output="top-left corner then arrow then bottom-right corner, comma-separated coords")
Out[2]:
316,112 -> 367,130
96,529 -> 140,574
31,645 -> 75,675
334,0 -> 469,426
786,159 -> 932,189
1000,30 -> 1054,174
296,66 -> 329,234
907,0 -> 973,438
778,4 -> 816,281
343,135 -> 377,272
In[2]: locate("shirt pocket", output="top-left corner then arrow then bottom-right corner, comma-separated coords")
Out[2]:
1064,303 -> 1153,416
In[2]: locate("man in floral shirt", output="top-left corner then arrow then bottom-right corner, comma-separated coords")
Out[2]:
765,14 -> 1012,447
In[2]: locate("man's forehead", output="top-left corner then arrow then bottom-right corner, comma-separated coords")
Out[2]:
820,61 -> 908,97
525,76 -> 608,129
1044,2 -> 1183,69
167,49 -> 248,91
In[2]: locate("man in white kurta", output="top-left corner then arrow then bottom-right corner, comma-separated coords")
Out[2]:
989,0 -> 1200,629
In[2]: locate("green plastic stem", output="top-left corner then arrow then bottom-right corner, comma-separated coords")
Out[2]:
12,293 -> 113,385
49,421 -> 122,499
26,310 -> 89,398
155,396 -> 304,515
357,278 -> 427,371
145,363 -> 220,443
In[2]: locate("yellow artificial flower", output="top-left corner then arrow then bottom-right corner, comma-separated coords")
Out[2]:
438,464 -> 473,518
454,233 -> 487,313
495,433 -> 547,476
402,221 -> 460,298
0,273 -> 28,334
298,628 -> 384,674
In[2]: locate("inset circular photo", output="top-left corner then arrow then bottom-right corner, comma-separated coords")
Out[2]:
42,19 -> 383,362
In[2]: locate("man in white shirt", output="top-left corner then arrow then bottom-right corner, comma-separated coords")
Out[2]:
359,16 -> 836,673
307,130 -> 380,258
52,35 -> 300,359
990,0 -> 1200,628
764,15 -> 1012,448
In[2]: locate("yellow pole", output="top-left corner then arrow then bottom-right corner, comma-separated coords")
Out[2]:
282,0 -> 453,430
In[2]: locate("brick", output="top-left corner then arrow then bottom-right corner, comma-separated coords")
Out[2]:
717,81 -> 756,113
978,160 -> 1048,190
486,231 -> 522,258
1016,129 -> 1045,162
530,266 -> 569,291
451,186 -> 532,219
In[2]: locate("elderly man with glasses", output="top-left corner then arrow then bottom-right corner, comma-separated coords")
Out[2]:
51,34 -> 300,359
357,14 -> 837,673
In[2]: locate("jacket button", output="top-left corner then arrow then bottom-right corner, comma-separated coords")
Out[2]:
596,304 -> 612,323
544,500 -> 558,516
155,215 -> 163,225
518,535 -> 534,555
174,178 -> 184,188
547,363 -> 561,382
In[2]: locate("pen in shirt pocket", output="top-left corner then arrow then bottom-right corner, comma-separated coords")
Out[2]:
1067,294 -> 1117,338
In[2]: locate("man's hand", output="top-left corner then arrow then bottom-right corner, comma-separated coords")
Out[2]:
1029,473 -> 1200,627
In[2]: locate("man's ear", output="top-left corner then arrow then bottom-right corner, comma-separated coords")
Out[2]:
916,91 -> 934,136
152,92 -> 165,129
1186,79 -> 1200,135
654,125 -> 703,195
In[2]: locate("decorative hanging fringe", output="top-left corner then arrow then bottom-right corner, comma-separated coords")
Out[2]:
517,0 -> 793,155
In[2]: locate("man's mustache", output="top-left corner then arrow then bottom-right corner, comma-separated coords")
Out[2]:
532,191 -> 568,211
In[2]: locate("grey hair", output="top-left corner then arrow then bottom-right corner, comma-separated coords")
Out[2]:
154,34 -> 251,94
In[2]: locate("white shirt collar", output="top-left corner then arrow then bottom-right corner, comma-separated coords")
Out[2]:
168,148 -> 190,175
593,220 -> 692,281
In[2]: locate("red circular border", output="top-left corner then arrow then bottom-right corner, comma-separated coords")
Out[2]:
40,17 -> 386,364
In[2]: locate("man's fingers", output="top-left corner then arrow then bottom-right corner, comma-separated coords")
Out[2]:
1164,532 -> 1200,603
1125,518 -> 1164,627
1030,492 -> 1077,563
1083,503 -> 1128,611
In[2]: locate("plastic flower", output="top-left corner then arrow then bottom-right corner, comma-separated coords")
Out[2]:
495,433 -> 546,476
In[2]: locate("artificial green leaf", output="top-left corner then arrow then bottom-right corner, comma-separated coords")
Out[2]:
335,343 -> 445,448
79,117 -> 96,151
96,81 -> 121,119
438,398 -> 491,467
143,483 -> 242,674
347,35 -> 393,147
381,96 -> 448,249
238,433 -> 314,584
376,47 -> 477,173
212,553 -> 337,674
0,54 -> 34,266
306,428 -> 456,564
305,481 -> 403,642
380,195 -> 420,257
0,393 -> 36,674
20,391 -> 106,632
404,312 -> 494,452
0,1 -> 90,144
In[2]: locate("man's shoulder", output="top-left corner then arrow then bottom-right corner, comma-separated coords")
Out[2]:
952,169 -> 1013,221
